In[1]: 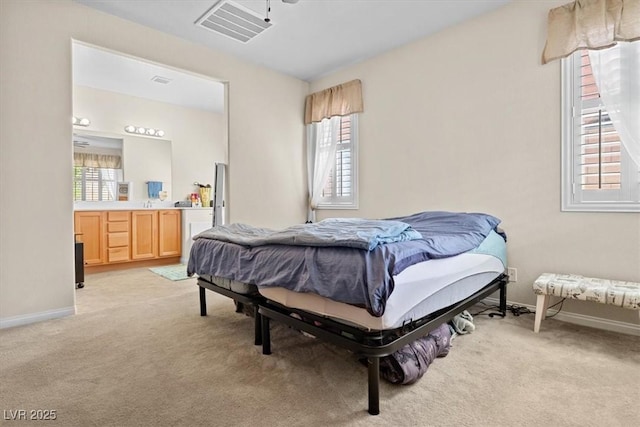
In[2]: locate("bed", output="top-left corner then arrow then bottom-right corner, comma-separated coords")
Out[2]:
187,211 -> 508,415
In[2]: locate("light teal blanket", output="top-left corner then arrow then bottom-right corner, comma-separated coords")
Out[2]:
469,229 -> 507,267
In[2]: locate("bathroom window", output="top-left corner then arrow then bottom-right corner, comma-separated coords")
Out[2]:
73,166 -> 122,201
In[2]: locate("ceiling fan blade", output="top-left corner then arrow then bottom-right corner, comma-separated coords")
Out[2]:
282,0 -> 299,3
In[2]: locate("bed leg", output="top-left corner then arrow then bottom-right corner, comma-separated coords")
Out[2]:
235,302 -> 244,313
199,286 -> 207,316
254,305 -> 263,346
367,357 -> 380,415
499,280 -> 507,316
488,280 -> 507,318
261,315 -> 271,355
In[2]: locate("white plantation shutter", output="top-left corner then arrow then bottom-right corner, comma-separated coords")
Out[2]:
319,115 -> 358,208
562,48 -> 640,211
73,166 -> 121,201
579,108 -> 622,190
577,50 -> 623,191
322,116 -> 351,197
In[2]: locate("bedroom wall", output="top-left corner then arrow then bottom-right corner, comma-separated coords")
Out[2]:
73,85 -> 225,201
309,0 -> 640,329
0,0 -> 308,325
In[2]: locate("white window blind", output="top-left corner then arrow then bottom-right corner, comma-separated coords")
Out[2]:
562,48 -> 639,212
318,114 -> 358,208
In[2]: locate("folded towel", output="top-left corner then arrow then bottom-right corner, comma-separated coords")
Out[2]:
449,310 -> 475,336
147,181 -> 163,199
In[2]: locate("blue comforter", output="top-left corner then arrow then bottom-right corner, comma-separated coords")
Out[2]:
193,218 -> 422,251
187,211 -> 504,317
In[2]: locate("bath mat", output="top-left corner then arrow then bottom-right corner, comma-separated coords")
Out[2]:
149,264 -> 191,281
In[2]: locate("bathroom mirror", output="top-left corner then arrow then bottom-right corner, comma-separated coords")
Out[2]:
73,130 -> 172,202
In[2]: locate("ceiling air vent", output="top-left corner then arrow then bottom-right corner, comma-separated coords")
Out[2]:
195,0 -> 272,43
151,75 -> 172,84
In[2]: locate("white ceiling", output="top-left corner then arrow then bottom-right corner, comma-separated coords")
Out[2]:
73,42 -> 225,113
73,133 -> 123,150
75,0 -> 512,82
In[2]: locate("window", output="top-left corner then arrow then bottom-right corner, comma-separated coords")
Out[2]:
73,166 -> 121,201
562,47 -> 640,212
317,114 -> 358,208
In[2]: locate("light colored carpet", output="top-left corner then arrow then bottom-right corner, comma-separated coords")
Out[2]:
149,264 -> 190,281
1,268 -> 639,427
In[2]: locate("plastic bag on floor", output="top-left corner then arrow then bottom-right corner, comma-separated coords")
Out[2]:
379,323 -> 452,385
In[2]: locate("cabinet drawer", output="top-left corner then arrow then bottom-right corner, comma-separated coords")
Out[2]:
108,232 -> 129,248
107,221 -> 129,232
108,246 -> 130,262
107,211 -> 129,222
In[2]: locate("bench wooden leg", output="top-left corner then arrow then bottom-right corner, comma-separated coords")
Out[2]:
541,295 -> 552,320
534,294 -> 549,333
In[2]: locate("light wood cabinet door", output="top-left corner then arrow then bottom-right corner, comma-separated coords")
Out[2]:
74,211 -> 105,265
158,210 -> 181,257
131,210 -> 158,260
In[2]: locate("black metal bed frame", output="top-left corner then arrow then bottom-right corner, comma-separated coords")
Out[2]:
198,273 -> 508,415
198,277 -> 264,346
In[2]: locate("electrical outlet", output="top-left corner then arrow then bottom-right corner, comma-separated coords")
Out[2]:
507,267 -> 517,282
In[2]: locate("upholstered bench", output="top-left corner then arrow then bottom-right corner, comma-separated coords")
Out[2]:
532,273 -> 640,333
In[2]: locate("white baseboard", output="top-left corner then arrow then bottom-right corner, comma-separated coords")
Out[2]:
0,306 -> 75,329
484,297 -> 640,336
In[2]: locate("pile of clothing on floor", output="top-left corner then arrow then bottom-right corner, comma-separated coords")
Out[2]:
379,310 -> 475,385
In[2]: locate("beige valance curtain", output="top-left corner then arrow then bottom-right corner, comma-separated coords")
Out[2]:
74,152 -> 122,169
542,0 -> 640,64
304,79 -> 363,125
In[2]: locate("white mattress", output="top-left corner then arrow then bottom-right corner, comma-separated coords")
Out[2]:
259,253 -> 505,331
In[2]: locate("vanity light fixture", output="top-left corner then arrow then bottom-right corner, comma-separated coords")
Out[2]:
124,125 -> 165,138
72,116 -> 91,127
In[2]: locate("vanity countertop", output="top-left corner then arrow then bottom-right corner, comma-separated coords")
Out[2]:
73,202 -> 213,211
73,206 -> 182,211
